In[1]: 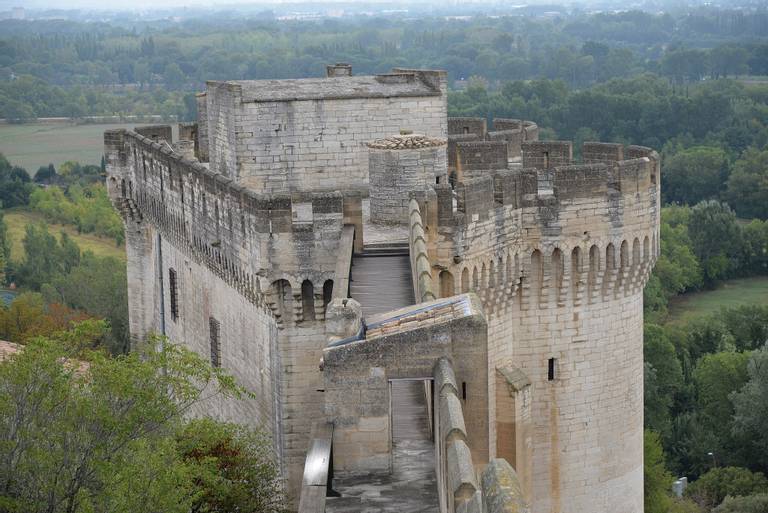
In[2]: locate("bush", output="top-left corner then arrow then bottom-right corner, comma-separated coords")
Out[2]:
686,467 -> 768,509
715,494 -> 768,513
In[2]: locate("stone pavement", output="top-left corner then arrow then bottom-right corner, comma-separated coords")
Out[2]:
326,380 -> 439,513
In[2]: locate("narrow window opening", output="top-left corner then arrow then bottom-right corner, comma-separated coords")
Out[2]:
301,280 -> 316,321
543,151 -> 550,169
548,358 -> 557,381
463,126 -> 470,134
462,381 -> 467,400
436,176 -> 440,184
323,280 -> 334,311
209,317 -> 221,368
169,268 -> 179,321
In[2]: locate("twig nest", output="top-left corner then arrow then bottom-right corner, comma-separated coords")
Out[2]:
366,134 -> 447,150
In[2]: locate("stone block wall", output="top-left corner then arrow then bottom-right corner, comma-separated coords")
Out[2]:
160,238 -> 281,436
322,295 -> 490,473
105,127 -> 355,501
448,133 -> 480,170
448,117 -> 487,138
446,119 -> 539,170
204,69 -> 448,193
488,130 -> 524,160
178,122 -> 199,159
414,142 -> 660,513
456,141 -> 509,175
521,141 -> 573,169
368,136 -> 448,225
433,358 -> 482,513
105,128 -> 283,463
135,124 -> 173,142
409,198 -> 437,303
206,81 -> 240,177
582,142 -> 624,164
196,93 -> 209,162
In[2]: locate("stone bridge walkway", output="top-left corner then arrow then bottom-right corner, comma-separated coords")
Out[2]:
329,242 -> 439,512
325,379 -> 439,513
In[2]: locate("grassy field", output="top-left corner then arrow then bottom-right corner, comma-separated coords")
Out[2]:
3,209 -> 126,262
0,122 -> 178,172
667,276 -> 768,324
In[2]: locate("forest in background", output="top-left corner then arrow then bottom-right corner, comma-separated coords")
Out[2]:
1,4 -> 768,512
2,6 -> 768,119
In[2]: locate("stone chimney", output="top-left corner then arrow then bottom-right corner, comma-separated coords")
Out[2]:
326,63 -> 352,77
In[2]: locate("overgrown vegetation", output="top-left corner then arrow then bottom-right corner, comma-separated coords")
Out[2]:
0,326 -> 286,513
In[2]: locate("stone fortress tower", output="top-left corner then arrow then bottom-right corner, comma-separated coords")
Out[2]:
105,64 -> 659,513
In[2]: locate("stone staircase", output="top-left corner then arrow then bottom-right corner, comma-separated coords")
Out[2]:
349,241 -> 415,319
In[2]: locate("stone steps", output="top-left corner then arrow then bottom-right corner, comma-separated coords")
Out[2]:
349,250 -> 414,319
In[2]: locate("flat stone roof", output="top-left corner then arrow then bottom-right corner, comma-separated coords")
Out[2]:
364,295 -> 475,339
217,73 -> 441,103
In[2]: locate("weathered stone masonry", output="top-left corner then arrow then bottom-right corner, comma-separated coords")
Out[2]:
409,141 -> 660,513
108,66 -> 659,513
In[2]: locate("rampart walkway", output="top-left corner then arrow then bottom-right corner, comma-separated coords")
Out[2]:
325,379 -> 439,513
329,242 -> 439,512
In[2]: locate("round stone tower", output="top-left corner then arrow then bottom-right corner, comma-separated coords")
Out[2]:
412,140 -> 661,513
367,133 -> 447,225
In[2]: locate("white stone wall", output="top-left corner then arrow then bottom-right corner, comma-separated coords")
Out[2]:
369,146 -> 447,225
420,153 -> 660,513
277,321 -> 329,500
218,95 -> 447,193
490,294 -> 644,513
159,239 -> 281,433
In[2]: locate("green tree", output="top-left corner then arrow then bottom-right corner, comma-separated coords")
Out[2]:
694,351 -> 751,426
731,344 -> 768,472
646,429 -> 676,513
715,494 -> 768,513
710,46 -> 750,78
645,324 -> 684,433
646,430 -> 701,513
46,253 -> 129,354
740,220 -> 768,276
0,329 -> 271,513
0,210 -> 8,284
33,164 -> 57,184
0,154 -> 33,208
164,63 -> 186,90
686,467 -> 768,510
692,351 -> 752,468
726,148 -> 768,220
663,147 -> 729,206
177,418 -> 286,513
15,224 -> 64,290
688,201 -> 742,285
717,305 -> 768,352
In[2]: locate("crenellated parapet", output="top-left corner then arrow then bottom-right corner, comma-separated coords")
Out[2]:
105,128 -> 348,325
447,118 -> 539,177
408,141 -> 660,316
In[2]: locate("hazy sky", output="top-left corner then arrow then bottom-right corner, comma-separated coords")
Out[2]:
6,0 -> 455,8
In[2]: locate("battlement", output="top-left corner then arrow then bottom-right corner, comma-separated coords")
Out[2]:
408,139 -> 660,318
447,118 -> 539,174
448,117 -> 488,138
105,127 -> 350,313
438,141 -> 658,226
